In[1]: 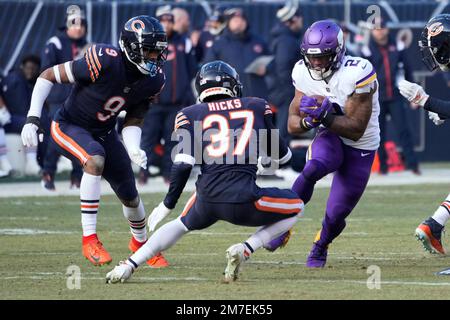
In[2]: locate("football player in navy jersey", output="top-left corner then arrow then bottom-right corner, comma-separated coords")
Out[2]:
398,14 -> 450,255
21,16 -> 169,267
106,61 -> 304,284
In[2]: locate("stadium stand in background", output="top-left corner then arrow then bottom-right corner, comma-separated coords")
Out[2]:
1,0 -> 450,178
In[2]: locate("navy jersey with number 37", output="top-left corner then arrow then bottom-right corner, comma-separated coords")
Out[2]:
174,97 -> 288,203
56,44 -> 165,135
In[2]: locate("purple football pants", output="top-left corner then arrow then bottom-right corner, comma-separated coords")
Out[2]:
292,128 -> 375,247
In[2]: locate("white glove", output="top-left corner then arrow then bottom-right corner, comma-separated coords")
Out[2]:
428,111 -> 445,126
148,202 -> 172,232
0,107 -> 11,126
122,126 -> 147,169
106,261 -> 134,284
21,117 -> 44,147
398,79 -> 429,107
127,148 -> 147,169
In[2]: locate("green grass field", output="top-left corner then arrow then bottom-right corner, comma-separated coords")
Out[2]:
1,183 -> 450,300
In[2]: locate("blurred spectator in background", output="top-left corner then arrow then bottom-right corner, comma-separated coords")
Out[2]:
340,22 -> 361,56
361,17 -> 420,175
0,55 -> 42,177
140,5 -> 197,184
267,3 -> 302,141
204,7 -> 270,99
266,3 -> 309,173
192,4 -> 229,64
40,6 -> 87,190
0,84 -> 12,177
172,7 -> 191,37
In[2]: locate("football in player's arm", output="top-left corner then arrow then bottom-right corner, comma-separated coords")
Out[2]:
287,69 -> 377,142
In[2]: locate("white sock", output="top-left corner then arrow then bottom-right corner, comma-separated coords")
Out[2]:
25,147 -> 38,162
123,198 -> 147,243
128,218 -> 188,267
0,128 -> 10,170
432,193 -> 450,226
245,215 -> 299,254
80,173 -> 101,237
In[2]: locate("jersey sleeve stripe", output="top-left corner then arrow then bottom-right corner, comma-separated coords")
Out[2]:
91,45 -> 102,72
176,114 -> 187,122
356,68 -> 376,86
53,65 -> 62,84
356,73 -> 377,88
175,120 -> 190,129
85,52 -> 96,82
87,47 -> 99,80
64,62 -> 75,84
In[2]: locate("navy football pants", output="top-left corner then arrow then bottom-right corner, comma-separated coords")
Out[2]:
50,120 -> 138,201
180,187 -> 303,231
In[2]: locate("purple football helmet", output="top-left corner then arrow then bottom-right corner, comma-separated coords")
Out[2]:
300,20 -> 345,80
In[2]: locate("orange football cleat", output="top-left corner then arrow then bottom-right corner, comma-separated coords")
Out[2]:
415,218 -> 446,255
82,235 -> 112,266
128,237 -> 169,268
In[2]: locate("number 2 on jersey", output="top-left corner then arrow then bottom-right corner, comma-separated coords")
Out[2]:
97,96 -> 125,121
203,110 -> 254,157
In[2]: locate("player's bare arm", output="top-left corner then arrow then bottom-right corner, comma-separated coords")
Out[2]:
287,89 -> 307,135
326,84 -> 376,141
40,62 -> 75,84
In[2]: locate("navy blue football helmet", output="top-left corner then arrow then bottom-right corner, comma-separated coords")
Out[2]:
420,14 -> 450,71
119,15 -> 168,76
195,61 -> 242,102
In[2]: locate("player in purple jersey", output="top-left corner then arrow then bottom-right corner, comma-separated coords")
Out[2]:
21,16 -> 169,267
106,61 -> 304,284
282,20 -> 379,268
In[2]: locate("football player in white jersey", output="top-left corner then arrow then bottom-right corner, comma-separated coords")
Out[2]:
279,20 -> 380,267
398,14 -> 450,255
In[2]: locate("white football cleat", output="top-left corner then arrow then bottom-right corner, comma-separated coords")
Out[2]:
106,261 -> 134,284
224,243 -> 249,283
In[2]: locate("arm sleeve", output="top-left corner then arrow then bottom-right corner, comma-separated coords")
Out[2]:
163,111 -> 195,209
263,102 -> 290,164
424,96 -> 450,119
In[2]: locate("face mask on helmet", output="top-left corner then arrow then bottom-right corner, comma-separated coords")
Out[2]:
120,38 -> 168,76
300,22 -> 345,81
303,51 -> 336,80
